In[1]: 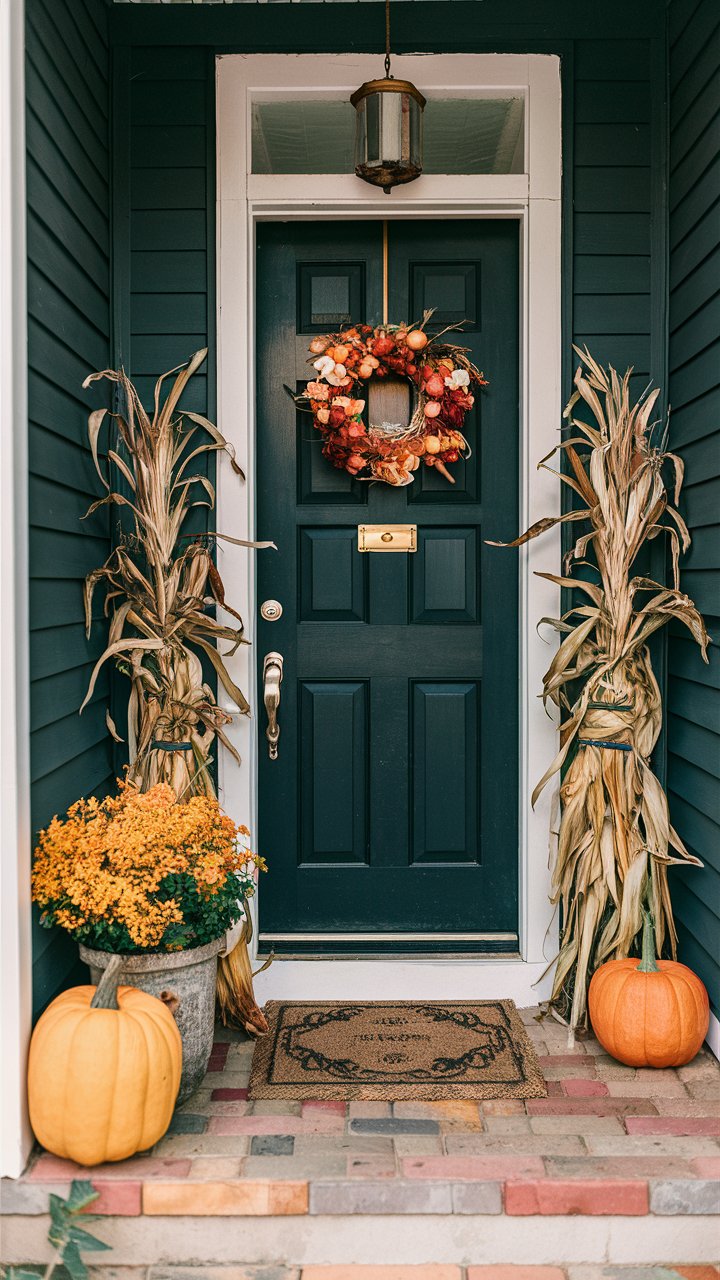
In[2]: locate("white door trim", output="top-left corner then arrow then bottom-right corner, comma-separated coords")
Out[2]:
215,53 -> 562,1005
1,0 -> 34,1178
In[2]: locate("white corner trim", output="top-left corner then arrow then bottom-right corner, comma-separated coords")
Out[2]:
706,1009 -> 720,1062
215,53 -> 562,996
0,0 -> 34,1179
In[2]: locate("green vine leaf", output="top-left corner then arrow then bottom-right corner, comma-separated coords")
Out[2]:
46,1181 -> 109,1278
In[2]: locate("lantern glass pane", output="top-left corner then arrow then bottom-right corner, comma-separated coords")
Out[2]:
354,88 -> 423,187
251,96 -> 524,174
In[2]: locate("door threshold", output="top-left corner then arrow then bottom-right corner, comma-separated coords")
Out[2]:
257,931 -> 519,959
256,949 -> 522,962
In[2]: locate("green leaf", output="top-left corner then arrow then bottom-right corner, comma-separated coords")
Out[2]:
6,1268 -> 43,1280
67,1224 -> 111,1253
66,1180 -> 100,1214
59,1240 -> 88,1280
48,1193 -> 70,1238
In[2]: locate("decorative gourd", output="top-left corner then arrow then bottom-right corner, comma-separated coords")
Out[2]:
28,955 -> 182,1165
588,909 -> 709,1068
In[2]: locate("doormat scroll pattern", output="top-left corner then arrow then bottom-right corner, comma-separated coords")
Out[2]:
248,1001 -> 547,1100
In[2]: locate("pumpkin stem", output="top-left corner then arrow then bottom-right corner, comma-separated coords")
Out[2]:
637,906 -> 660,974
90,953 -> 124,1009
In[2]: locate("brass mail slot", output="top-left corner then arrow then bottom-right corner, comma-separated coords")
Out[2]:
358,524 -> 417,553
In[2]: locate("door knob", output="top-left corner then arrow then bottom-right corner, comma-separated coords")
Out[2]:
263,652 -> 283,761
261,599 -> 283,621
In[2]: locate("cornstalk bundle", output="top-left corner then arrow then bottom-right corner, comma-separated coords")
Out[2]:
81,349 -> 274,1035
490,348 -> 711,1038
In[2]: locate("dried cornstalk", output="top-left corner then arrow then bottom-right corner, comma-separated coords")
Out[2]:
82,348 -> 274,1034
489,347 -> 711,1038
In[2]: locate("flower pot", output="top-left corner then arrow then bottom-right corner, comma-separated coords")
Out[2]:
80,937 -> 224,1103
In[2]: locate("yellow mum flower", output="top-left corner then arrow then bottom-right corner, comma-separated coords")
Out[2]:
31,779 -> 265,952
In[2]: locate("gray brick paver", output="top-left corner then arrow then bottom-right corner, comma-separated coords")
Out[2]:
451,1180 -> 502,1213
240,1154 -> 348,1180
250,1135 -> 295,1156
650,1177 -> 720,1214
292,1134 -> 394,1155
349,1117 -> 440,1135
309,1178 -> 453,1214
167,1114 -> 208,1135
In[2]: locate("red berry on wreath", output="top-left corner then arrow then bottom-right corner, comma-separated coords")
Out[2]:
425,374 -> 445,399
373,336 -> 395,357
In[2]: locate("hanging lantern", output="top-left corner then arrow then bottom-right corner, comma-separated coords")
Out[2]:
351,0 -> 425,195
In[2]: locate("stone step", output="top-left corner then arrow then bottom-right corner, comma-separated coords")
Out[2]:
2,1204 -> 720,1268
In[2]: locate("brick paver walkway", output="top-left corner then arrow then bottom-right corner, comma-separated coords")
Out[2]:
8,1007 -> 719,1223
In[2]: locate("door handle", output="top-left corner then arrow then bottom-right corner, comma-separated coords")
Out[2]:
263,652 -> 283,760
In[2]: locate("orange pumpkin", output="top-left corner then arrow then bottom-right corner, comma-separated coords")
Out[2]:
28,954 -> 182,1165
588,910 -> 709,1068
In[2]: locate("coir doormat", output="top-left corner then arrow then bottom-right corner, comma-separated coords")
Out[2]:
248,1001 -> 547,1100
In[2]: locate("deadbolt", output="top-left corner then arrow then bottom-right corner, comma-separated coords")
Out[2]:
261,599 -> 283,622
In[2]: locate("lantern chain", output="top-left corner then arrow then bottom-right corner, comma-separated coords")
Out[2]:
384,0 -> 391,78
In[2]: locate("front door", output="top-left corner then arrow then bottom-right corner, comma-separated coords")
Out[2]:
256,220 -> 519,952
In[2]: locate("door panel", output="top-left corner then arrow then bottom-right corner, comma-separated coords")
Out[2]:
256,220 -> 519,949
299,680 -> 368,866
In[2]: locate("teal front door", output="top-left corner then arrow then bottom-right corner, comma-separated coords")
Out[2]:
256,220 -> 519,952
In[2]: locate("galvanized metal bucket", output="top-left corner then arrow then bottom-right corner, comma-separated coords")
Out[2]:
80,937 -> 223,1103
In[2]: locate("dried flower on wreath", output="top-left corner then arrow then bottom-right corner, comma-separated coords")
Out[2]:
488,346 -> 711,1039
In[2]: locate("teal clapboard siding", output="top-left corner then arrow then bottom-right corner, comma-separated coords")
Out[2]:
26,0 -> 113,1016
666,0 -> 720,1019
120,45 -> 214,420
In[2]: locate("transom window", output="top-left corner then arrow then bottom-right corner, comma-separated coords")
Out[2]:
251,96 -> 525,175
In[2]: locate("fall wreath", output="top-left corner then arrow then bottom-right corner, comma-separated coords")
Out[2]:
295,313 -> 488,487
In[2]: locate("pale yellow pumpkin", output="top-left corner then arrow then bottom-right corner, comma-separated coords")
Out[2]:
28,955 -> 182,1165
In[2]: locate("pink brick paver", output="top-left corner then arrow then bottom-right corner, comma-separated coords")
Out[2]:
466,1270 -> 567,1279
302,1100 -> 348,1116
300,1269 -> 462,1279
692,1156 -> 720,1176
505,1177 -> 649,1215
28,1154 -> 192,1180
82,1180 -> 142,1215
625,1116 -> 720,1136
526,1097 -> 658,1116
561,1079 -> 609,1096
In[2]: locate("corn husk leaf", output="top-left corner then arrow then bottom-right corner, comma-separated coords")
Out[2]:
83,350 -> 272,790
490,348 -> 712,1035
